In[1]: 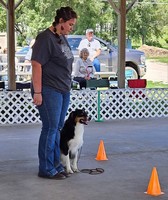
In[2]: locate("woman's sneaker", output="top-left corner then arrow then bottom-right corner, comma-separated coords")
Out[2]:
38,172 -> 66,180
60,171 -> 71,177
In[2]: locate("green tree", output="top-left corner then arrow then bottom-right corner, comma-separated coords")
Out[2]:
71,0 -> 104,34
127,0 -> 162,45
0,6 -> 7,31
1,0 -> 167,46
15,0 -> 58,45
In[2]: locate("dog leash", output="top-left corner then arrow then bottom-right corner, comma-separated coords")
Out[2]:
80,168 -> 104,175
78,147 -> 104,175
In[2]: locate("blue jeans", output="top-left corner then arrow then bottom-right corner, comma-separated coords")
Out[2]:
36,86 -> 70,176
93,58 -> 100,72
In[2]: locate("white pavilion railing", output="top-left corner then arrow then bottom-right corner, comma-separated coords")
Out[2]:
0,88 -> 167,125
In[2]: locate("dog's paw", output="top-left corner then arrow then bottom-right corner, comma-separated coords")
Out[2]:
72,167 -> 80,173
74,169 -> 80,173
66,169 -> 74,174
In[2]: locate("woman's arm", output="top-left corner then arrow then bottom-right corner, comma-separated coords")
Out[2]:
31,60 -> 42,105
74,59 -> 83,77
90,49 -> 101,61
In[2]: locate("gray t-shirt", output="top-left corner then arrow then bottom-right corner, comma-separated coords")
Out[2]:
31,29 -> 74,92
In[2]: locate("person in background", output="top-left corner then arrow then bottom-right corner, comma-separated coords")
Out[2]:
0,48 -> 14,81
31,6 -> 77,180
25,40 -> 35,61
24,39 -> 35,72
78,28 -> 101,72
0,46 -> 3,71
73,48 -> 96,89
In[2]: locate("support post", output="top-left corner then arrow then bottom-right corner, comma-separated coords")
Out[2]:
7,0 -> 16,90
117,0 -> 126,88
95,90 -> 103,122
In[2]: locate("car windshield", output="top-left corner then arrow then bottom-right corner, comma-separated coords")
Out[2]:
67,38 -> 82,51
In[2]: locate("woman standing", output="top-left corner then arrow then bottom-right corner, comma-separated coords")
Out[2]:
31,7 -> 77,180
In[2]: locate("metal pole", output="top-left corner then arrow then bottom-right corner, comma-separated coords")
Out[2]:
95,90 -> 103,122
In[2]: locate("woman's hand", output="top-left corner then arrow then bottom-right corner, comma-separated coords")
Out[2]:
85,76 -> 90,80
33,93 -> 42,106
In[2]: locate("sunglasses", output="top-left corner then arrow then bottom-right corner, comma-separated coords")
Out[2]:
88,43 -> 91,47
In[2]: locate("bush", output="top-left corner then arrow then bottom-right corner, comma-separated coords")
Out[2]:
165,37 -> 168,44
146,40 -> 162,48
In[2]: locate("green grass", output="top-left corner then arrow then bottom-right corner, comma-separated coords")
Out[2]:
147,81 -> 168,88
147,57 -> 168,64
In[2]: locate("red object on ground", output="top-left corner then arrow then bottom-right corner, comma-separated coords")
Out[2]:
128,79 -> 147,88
128,79 -> 147,98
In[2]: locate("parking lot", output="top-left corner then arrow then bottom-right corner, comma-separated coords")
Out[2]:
0,117 -> 168,200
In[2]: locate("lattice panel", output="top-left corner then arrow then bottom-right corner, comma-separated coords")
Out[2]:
69,89 -> 97,120
99,89 -> 168,120
0,88 -> 167,125
0,91 -> 40,124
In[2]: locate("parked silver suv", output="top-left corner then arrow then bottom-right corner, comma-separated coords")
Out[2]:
67,35 -> 146,79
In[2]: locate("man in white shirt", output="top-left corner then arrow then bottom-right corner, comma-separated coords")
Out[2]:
78,29 -> 101,72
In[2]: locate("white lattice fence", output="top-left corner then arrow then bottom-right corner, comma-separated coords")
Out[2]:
0,88 -> 167,125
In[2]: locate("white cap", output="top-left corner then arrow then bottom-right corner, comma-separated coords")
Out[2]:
86,28 -> 94,34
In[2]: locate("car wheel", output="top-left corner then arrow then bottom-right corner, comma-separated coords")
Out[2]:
125,66 -> 138,80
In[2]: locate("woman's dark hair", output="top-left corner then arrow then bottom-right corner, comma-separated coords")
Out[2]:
53,6 -> 77,27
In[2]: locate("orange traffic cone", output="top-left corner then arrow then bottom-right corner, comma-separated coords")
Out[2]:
145,167 -> 164,196
95,140 -> 108,161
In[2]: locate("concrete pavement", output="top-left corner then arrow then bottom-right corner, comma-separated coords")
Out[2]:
144,60 -> 168,83
0,117 -> 168,200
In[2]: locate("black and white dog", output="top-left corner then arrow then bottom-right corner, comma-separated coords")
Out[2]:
60,109 -> 90,174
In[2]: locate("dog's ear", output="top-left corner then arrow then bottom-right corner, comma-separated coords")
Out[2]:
68,111 -> 78,125
75,108 -> 85,114
68,111 -> 76,122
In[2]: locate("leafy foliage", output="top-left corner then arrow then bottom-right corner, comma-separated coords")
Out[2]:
0,6 -> 6,31
0,0 -> 168,47
127,1 -> 162,44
